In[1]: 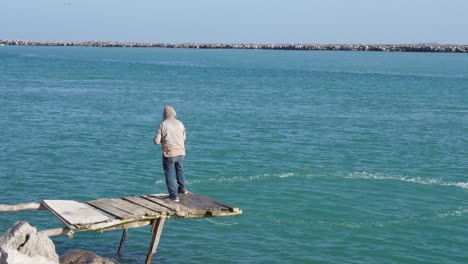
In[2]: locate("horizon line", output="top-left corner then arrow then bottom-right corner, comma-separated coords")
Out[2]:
1,39 -> 467,53
2,38 -> 468,46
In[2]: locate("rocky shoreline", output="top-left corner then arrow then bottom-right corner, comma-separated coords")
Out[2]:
1,39 -> 467,53
0,222 -> 118,264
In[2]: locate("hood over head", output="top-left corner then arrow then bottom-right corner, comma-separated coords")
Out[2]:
163,105 -> 177,120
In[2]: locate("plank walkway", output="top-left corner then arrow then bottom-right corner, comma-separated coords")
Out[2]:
38,192 -> 241,264
42,192 -> 240,232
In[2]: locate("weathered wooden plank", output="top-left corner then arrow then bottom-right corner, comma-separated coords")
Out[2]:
42,200 -> 112,228
142,195 -> 196,217
122,196 -> 170,215
187,193 -> 241,213
181,193 -> 227,210
102,198 -> 160,217
145,215 -> 166,264
212,200 -> 241,213
39,227 -> 74,238
118,229 -> 128,256
178,193 -> 236,217
87,199 -> 134,219
82,219 -> 148,232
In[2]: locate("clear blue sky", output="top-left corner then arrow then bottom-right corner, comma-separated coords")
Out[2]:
1,0 -> 467,44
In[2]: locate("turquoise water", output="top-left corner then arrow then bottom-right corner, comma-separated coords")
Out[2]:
1,46 -> 468,263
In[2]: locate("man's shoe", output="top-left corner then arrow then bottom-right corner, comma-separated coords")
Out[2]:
178,188 -> 189,194
167,196 -> 179,202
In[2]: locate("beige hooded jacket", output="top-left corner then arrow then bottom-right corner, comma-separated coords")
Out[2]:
154,106 -> 186,157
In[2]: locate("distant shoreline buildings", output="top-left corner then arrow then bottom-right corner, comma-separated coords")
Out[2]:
1,39 -> 467,53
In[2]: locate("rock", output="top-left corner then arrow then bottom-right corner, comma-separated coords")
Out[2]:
0,222 -> 117,264
0,221 -> 59,264
0,248 -> 57,264
59,250 -> 119,264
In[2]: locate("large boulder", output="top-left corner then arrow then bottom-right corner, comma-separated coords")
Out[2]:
0,222 -> 119,264
59,250 -> 118,264
0,249 -> 58,264
0,221 -> 59,264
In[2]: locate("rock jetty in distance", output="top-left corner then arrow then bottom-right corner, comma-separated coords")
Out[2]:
1,39 -> 467,53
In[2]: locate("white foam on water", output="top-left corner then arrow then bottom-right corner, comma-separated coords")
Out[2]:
346,171 -> 468,190
452,182 -> 468,189
316,220 -> 362,229
278,172 -> 295,178
436,208 -> 468,219
154,179 -> 165,185
155,170 -> 468,191
205,172 -> 296,183
153,172 -> 300,185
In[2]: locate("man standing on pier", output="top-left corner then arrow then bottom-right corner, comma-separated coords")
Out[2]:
154,105 -> 188,202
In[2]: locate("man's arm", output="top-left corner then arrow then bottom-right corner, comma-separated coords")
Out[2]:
154,127 -> 162,145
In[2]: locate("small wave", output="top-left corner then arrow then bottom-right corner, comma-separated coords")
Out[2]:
155,171 -> 468,190
153,172 -> 299,185
203,172 -> 297,183
210,175 -> 266,183
278,172 -> 295,178
316,220 -> 362,229
453,182 -> 468,189
437,208 -> 468,219
346,172 -> 468,190
154,179 -> 165,185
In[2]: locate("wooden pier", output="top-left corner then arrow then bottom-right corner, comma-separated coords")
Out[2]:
0,192 -> 242,264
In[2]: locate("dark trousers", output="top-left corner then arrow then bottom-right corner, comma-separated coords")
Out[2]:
162,156 -> 186,199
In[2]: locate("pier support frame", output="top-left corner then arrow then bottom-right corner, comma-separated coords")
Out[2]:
145,215 -> 166,264
117,228 -> 128,256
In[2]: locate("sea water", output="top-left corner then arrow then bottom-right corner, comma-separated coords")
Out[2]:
0,46 -> 467,263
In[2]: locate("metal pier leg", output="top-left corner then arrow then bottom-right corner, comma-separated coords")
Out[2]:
145,215 -> 167,264
118,228 -> 128,256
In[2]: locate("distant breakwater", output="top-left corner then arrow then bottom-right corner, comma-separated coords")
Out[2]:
1,39 -> 467,53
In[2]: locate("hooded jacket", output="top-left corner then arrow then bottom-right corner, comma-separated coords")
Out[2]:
154,106 -> 186,157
